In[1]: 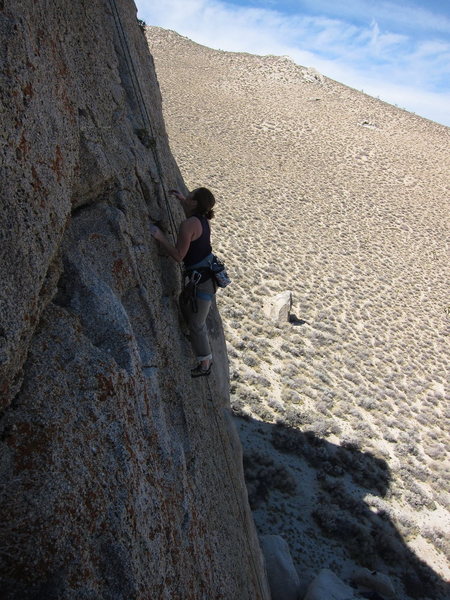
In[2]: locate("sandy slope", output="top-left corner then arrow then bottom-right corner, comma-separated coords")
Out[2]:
146,26 -> 449,599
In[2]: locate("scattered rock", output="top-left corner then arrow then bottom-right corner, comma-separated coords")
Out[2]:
263,291 -> 292,323
302,67 -> 325,84
359,120 -> 378,129
260,535 -> 301,600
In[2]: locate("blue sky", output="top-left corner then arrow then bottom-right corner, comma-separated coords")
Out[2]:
135,0 -> 450,127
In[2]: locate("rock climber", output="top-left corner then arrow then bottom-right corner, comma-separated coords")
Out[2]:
150,187 -> 217,377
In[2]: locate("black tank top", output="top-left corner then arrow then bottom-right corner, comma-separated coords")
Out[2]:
184,216 -> 212,267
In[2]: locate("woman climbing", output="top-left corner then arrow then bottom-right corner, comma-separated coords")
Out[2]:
149,187 -> 217,377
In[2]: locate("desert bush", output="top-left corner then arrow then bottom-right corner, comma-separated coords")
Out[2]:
267,398 -> 285,413
243,352 -> 259,367
403,483 -> 435,510
280,342 -> 303,357
251,403 -> 273,421
230,368 -> 241,381
357,397 -> 378,410
394,514 -> 419,541
227,346 -> 239,358
353,420 -> 375,438
373,526 -> 405,563
333,403 -> 350,420
282,406 -> 312,427
384,429 -> 398,443
281,389 -> 302,404
335,445 -> 390,495
425,443 -> 445,460
243,449 -> 297,508
246,374 -> 271,388
318,460 -> 344,477
312,503 -> 376,566
401,564 -> 444,600
422,526 -> 450,557
318,477 -> 365,516
397,441 -> 420,457
310,418 -> 337,437
271,425 -> 306,456
404,462 -> 430,483
340,436 -> 363,451
315,400 -> 330,414
230,396 -> 249,418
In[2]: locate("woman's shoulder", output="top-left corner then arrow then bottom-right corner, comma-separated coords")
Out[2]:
184,215 -> 202,227
182,216 -> 203,234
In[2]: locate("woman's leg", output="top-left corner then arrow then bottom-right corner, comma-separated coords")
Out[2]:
181,278 -> 215,369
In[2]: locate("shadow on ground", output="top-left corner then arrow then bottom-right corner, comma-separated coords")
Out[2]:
236,415 -> 449,600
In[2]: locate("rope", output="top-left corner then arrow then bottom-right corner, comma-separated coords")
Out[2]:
204,376 -> 268,600
107,0 -> 178,244
107,4 -> 266,595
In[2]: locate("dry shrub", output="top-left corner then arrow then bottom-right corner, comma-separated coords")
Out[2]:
243,450 -> 296,508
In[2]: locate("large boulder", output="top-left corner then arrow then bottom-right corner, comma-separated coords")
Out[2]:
260,535 -> 301,600
351,567 -> 395,598
304,569 -> 362,600
263,291 -> 293,323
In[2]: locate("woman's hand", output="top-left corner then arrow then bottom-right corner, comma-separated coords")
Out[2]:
169,189 -> 186,202
149,223 -> 164,242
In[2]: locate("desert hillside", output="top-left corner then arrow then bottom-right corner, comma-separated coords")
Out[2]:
146,26 -> 450,600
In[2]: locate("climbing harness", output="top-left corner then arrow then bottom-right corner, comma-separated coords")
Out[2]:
179,269 -> 202,313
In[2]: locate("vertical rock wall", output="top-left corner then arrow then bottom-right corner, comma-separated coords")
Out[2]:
0,1 -> 269,598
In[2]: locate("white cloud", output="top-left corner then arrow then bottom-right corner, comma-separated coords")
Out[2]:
136,0 -> 450,126
298,0 -> 450,35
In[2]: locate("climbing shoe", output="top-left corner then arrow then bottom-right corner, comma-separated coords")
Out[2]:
191,363 -> 212,378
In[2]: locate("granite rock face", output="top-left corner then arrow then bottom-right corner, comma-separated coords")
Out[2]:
0,1 -> 269,598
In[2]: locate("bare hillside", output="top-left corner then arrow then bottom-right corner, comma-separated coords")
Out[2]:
146,26 -> 450,600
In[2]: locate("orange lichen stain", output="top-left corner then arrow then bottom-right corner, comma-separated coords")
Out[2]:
51,144 -> 63,182
113,258 -> 124,274
96,373 -> 115,401
31,166 -> 46,207
16,132 -> 29,160
61,87 -> 76,123
22,82 -> 33,102
31,166 -> 42,190
24,313 -> 37,326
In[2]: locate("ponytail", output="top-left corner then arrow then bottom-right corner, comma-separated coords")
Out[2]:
192,187 -> 216,219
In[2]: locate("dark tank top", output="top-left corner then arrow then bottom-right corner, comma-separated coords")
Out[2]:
183,216 -> 212,267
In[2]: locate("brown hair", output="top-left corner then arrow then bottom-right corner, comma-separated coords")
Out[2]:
191,187 -> 215,219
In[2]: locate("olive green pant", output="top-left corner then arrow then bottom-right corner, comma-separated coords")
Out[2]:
180,278 -> 215,362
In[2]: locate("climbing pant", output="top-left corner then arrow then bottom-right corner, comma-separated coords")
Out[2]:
180,277 -> 215,362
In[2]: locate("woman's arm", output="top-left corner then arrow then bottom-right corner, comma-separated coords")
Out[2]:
150,219 -> 196,263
